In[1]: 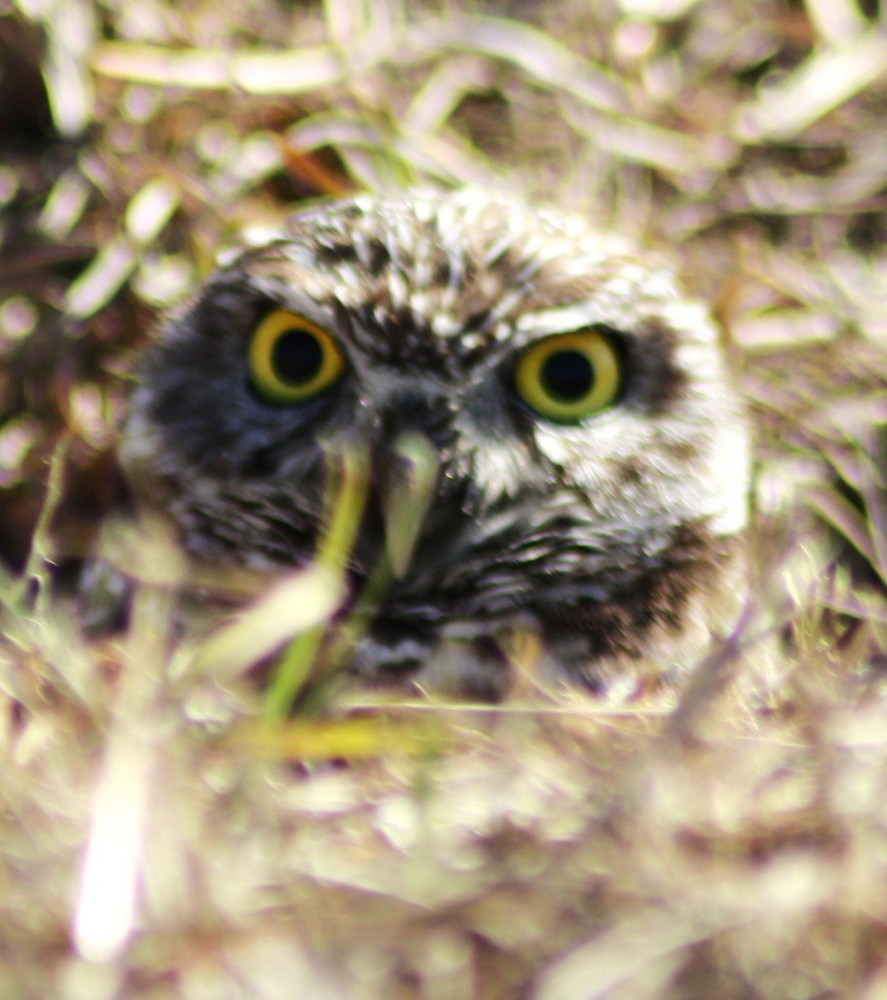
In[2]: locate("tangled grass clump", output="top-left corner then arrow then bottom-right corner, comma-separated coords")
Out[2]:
2,0 -> 887,997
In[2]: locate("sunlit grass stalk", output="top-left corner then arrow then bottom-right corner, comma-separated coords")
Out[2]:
262,445 -> 369,722
19,435 -> 69,617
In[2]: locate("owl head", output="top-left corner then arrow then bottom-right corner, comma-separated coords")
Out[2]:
124,189 -> 750,698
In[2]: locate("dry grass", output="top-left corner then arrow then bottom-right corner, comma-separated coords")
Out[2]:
2,0 -> 887,997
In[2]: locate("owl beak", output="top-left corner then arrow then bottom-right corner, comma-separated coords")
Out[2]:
378,432 -> 439,579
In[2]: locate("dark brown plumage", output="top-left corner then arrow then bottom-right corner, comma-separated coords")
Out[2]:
123,189 -> 750,698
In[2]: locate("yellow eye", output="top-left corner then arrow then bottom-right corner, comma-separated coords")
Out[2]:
248,310 -> 345,404
514,329 -> 622,423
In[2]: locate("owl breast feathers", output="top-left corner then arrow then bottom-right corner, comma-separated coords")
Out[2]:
123,189 -> 750,699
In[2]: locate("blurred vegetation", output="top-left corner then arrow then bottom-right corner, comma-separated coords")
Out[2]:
2,0 -> 887,997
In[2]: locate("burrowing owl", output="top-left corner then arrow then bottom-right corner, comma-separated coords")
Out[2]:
123,189 -> 750,699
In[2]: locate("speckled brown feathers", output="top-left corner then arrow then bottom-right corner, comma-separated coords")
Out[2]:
123,189 -> 750,698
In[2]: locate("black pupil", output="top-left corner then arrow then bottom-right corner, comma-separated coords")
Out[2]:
540,349 -> 594,401
272,329 -> 324,386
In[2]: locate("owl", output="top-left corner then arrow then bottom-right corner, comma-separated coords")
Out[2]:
123,189 -> 751,700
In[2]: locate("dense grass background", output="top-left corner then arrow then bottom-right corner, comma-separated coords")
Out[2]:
2,0 -> 887,996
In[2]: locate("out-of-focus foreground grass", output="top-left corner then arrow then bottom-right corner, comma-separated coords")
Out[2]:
2,0 -> 887,997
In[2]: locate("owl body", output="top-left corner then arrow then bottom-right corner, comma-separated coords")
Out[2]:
124,190 -> 750,698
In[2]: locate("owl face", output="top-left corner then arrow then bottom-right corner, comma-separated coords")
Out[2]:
125,189 -> 750,697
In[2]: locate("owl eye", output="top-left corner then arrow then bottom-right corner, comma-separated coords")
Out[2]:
248,309 -> 345,404
514,329 -> 622,423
